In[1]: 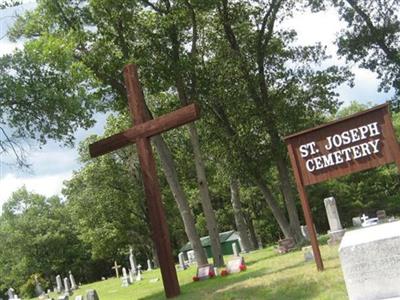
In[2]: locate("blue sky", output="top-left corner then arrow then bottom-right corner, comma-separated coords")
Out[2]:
0,3 -> 394,208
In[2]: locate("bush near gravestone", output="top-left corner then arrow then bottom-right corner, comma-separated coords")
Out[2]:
19,273 -> 49,298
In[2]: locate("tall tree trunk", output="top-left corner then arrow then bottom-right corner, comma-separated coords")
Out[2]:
169,14 -> 224,267
186,123 -> 224,267
254,177 -> 293,239
218,1 -> 303,244
230,177 -> 253,252
276,157 -> 304,243
269,131 -> 304,243
151,134 -> 209,266
152,244 -> 160,268
209,102 -> 295,241
245,215 -> 259,249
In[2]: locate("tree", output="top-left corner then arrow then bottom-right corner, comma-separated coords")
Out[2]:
0,188 -> 90,297
0,0 -> 21,10
230,178 -> 254,252
0,44 -> 102,167
331,0 -> 400,106
200,0 -> 350,243
139,0 -> 225,267
8,0 -> 209,266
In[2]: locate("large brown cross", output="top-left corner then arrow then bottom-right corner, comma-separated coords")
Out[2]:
89,64 -> 200,298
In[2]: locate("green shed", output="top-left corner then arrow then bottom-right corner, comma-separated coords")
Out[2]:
179,230 -> 242,258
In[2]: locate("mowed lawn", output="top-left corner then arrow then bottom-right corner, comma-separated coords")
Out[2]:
43,245 -> 347,300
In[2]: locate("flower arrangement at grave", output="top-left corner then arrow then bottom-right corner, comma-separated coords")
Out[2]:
220,270 -> 228,277
239,264 -> 247,271
192,276 -> 199,282
209,270 -> 215,278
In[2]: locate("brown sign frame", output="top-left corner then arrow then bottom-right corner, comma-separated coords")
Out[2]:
284,103 -> 400,271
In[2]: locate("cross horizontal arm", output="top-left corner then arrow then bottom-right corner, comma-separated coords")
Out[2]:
89,103 -> 200,158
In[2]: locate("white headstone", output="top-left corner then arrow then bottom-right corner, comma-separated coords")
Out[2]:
147,259 -> 152,271
75,296 -> 83,300
232,242 -> 239,257
129,269 -> 134,284
121,267 -> 130,287
226,257 -> 245,274
324,197 -> 345,244
129,247 -> 137,274
339,221 -> 400,300
7,288 -> 15,299
352,217 -> 362,227
302,246 -> 314,262
361,213 -> 369,223
136,264 -> 142,281
187,250 -> 195,264
63,277 -> 71,295
56,275 -> 63,293
178,252 -> 187,270
86,289 -> 99,300
69,271 -> 78,290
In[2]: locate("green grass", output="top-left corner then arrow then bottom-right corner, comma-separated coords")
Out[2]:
41,245 -> 347,300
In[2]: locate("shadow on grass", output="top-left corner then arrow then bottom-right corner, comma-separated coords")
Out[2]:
138,269 -> 322,300
138,268 -> 268,300
139,248 -> 342,300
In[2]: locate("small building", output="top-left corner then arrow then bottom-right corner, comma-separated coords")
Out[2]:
179,230 -> 241,259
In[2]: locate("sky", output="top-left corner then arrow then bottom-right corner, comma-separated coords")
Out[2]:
0,3 -> 395,209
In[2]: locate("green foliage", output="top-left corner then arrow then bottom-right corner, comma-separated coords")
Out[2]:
332,0 -> 400,105
19,273 -> 48,299
0,187 -> 90,294
0,0 -> 21,9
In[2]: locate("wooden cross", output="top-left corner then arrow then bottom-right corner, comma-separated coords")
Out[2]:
89,64 -> 200,298
111,261 -> 122,278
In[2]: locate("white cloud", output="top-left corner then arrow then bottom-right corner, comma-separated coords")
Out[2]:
282,8 -> 344,52
0,38 -> 23,55
0,172 -> 73,209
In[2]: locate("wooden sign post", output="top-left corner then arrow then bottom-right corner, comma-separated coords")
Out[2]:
284,103 -> 400,271
89,64 -> 201,298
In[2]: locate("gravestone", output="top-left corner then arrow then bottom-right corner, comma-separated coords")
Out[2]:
35,275 -> 44,296
300,224 -> 317,241
352,217 -> 362,227
86,289 -> 99,300
69,271 -> 78,290
186,250 -> 195,264
300,225 -> 310,241
196,264 -> 214,280
56,275 -> 63,293
277,237 -> 295,253
376,210 -> 387,222
7,288 -> 15,299
232,242 -> 239,257
147,259 -> 152,271
121,267 -> 130,287
226,256 -> 245,274
63,277 -> 72,296
302,246 -> 314,262
136,265 -> 142,281
128,269 -> 135,284
178,252 -> 187,270
129,247 -> 137,275
111,261 -> 121,278
339,221 -> 400,300
58,296 -> 68,300
324,197 -> 345,245
74,296 -> 83,300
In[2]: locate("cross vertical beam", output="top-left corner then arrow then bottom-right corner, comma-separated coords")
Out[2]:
123,64 -> 180,298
